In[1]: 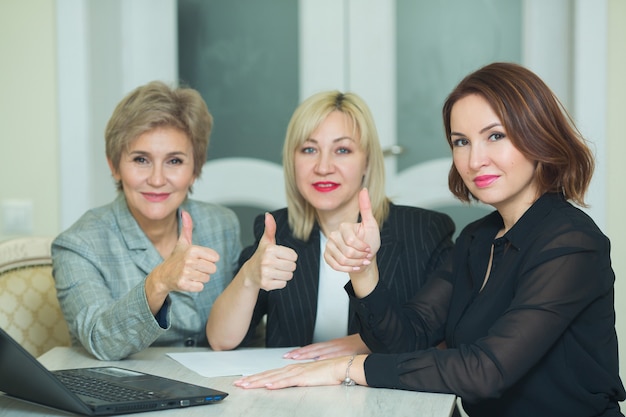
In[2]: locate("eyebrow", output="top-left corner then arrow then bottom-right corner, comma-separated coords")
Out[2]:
479,123 -> 503,134
128,150 -> 189,157
450,122 -> 503,137
304,136 -> 354,143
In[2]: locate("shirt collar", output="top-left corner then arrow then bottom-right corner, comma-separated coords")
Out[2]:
497,193 -> 564,250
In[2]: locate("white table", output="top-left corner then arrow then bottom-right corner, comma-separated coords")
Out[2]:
0,346 -> 456,417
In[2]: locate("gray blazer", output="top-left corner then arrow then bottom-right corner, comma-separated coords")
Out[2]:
52,194 -> 241,360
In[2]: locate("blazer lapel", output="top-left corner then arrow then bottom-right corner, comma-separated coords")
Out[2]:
113,194 -> 162,275
281,227 -> 321,342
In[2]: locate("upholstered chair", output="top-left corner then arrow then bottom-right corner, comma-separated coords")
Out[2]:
0,236 -> 70,357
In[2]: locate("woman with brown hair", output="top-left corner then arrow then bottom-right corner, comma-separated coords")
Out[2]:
233,63 -> 625,417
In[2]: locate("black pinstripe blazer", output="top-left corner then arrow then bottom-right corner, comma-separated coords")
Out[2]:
238,203 -> 455,348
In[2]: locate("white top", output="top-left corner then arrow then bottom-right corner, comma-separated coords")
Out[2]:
312,232 -> 350,343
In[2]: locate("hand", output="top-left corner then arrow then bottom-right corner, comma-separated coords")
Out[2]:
151,210 -> 220,294
324,188 -> 380,273
234,355 -> 367,390
283,334 -> 371,360
244,213 -> 298,291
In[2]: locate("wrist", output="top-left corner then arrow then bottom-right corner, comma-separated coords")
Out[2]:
238,263 -> 261,291
343,355 -> 356,386
350,260 -> 379,298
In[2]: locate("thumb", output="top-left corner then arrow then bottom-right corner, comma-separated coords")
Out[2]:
359,188 -> 375,227
178,210 -> 193,246
261,212 -> 277,245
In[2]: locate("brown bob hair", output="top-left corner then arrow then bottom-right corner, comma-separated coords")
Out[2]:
442,62 -> 594,206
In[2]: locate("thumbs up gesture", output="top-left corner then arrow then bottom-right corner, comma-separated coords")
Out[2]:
324,188 -> 380,273
176,208 -> 194,247
243,213 -> 298,291
158,210 -> 220,293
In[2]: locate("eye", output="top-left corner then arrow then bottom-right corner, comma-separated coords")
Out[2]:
488,132 -> 505,141
336,147 -> 351,155
168,157 -> 184,165
133,156 -> 148,164
301,146 -> 316,154
451,138 -> 468,147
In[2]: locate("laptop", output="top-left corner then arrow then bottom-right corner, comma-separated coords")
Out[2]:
0,327 -> 228,415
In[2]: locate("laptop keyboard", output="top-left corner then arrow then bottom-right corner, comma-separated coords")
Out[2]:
55,370 -> 165,402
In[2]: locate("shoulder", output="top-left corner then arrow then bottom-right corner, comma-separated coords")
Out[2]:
185,199 -> 239,228
52,201 -> 129,260
538,198 -> 609,249
268,208 -> 289,230
253,207 -> 290,239
54,202 -> 118,244
385,203 -> 455,232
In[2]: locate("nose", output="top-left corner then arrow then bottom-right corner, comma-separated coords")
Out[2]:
468,142 -> 489,171
314,152 -> 334,175
147,165 -> 166,187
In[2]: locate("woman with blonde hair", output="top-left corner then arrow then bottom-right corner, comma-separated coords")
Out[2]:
207,90 -> 454,359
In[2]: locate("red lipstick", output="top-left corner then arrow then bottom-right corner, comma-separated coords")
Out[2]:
473,175 -> 499,188
312,182 -> 339,192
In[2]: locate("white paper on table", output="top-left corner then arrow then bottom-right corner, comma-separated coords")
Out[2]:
167,348 -> 310,377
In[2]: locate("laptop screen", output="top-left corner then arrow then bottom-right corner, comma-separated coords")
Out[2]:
0,327 -> 227,416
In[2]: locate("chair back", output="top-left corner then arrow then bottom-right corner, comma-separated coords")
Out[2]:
0,237 -> 71,357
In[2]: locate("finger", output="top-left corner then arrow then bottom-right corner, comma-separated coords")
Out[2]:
284,342 -> 329,360
189,246 -> 221,264
325,230 -> 370,264
234,367 -> 287,388
336,226 -> 371,254
262,212 -> 277,245
323,245 -> 364,273
178,210 -> 193,246
358,188 -> 375,228
235,365 -> 308,389
262,246 -> 298,270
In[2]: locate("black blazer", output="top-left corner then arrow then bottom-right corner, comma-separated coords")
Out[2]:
238,203 -> 455,348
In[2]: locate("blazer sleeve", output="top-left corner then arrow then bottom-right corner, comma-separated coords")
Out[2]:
52,230 -> 167,361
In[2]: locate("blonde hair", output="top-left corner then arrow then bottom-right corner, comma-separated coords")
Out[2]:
283,90 -> 390,240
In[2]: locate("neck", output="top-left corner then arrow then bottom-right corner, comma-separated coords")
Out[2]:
316,203 -> 360,237
496,199 -> 537,236
139,214 -> 179,258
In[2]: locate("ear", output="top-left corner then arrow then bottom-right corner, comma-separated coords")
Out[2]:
107,158 -> 120,181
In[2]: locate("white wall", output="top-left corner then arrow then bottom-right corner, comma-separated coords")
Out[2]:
0,0 -> 59,239
608,0 -> 626,398
56,0 -> 178,231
